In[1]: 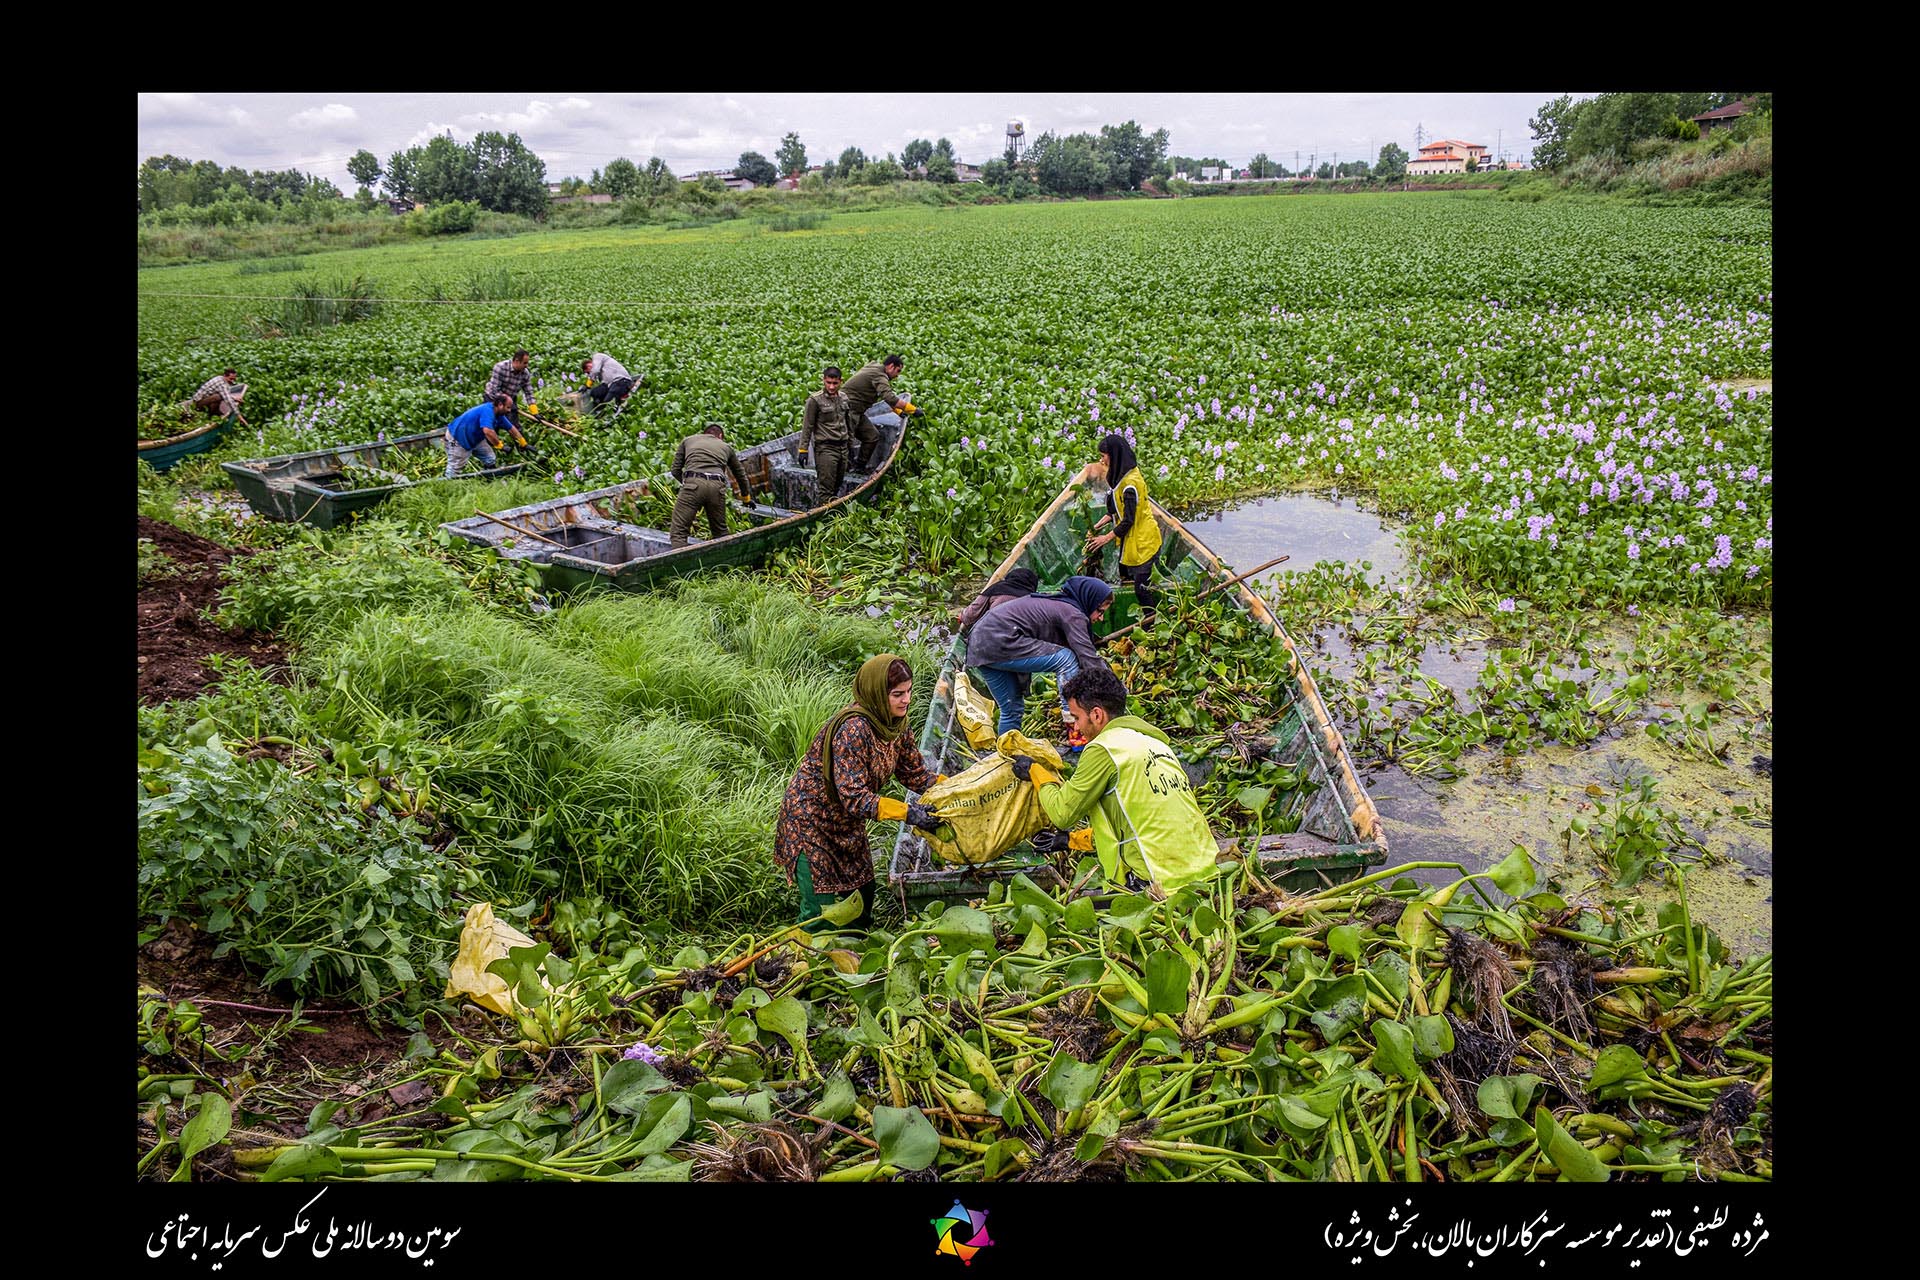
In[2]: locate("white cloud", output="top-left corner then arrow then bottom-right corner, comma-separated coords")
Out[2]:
461,99 -> 596,130
289,102 -> 357,128
405,121 -> 472,148
560,97 -> 592,111
139,93 -> 238,127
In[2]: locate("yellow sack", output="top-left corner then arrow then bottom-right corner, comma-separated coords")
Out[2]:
918,730 -> 1065,866
444,902 -> 540,1015
950,669 -> 1000,753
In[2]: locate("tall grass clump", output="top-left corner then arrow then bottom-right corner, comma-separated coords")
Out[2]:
374,474 -> 561,530
765,211 -> 827,232
246,273 -> 381,337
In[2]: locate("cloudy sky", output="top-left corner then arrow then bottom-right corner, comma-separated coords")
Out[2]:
138,93 -> 1568,185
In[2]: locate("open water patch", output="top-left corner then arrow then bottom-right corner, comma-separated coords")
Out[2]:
1176,490 -> 1408,589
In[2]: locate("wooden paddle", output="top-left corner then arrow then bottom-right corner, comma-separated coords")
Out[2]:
470,508 -> 569,549
1102,554 -> 1291,642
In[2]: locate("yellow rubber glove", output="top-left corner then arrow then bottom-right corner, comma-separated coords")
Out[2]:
1068,829 -> 1096,853
896,400 -> 918,415
1027,761 -> 1061,788
527,402 -> 538,414
935,774 -> 948,784
875,797 -> 909,822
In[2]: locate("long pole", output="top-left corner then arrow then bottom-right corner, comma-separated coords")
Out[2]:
470,509 -> 569,549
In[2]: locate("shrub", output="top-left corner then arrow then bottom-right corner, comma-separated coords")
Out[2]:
407,199 -> 481,235
246,274 -> 380,338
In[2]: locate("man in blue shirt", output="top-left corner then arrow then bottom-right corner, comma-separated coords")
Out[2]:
445,395 -> 514,478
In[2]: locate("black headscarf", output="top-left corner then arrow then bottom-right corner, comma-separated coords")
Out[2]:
981,567 -> 1039,603
1100,433 -> 1139,487
1034,575 -> 1115,617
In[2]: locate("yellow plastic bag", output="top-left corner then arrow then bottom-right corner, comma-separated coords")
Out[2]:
917,730 -> 1065,866
444,902 -> 540,1015
950,669 -> 1000,753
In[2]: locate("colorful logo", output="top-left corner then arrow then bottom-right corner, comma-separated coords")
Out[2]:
930,1200 -> 994,1266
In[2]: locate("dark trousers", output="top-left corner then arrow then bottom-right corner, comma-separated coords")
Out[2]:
814,442 -> 849,502
1122,549 -> 1160,614
588,377 -> 635,408
794,852 -> 875,928
669,477 -> 728,546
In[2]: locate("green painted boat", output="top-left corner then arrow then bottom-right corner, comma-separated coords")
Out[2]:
222,430 -> 528,530
888,480 -> 1389,907
138,418 -> 230,473
440,416 -> 905,592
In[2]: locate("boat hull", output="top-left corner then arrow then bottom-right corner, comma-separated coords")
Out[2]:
222,430 -> 527,528
889,481 -> 1388,904
138,419 -> 230,472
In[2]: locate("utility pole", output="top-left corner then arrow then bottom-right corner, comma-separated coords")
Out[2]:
1497,128 -> 1502,170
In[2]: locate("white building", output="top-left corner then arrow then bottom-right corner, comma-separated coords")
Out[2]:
1407,139 -> 1491,175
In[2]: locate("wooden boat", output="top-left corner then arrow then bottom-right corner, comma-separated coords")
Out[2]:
222,430 -> 528,530
138,418 -> 229,473
440,415 -> 906,593
888,480 -> 1389,907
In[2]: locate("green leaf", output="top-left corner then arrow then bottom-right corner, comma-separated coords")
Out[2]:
817,1073 -> 856,1123
1410,1014 -> 1455,1060
1368,953 -> 1409,1005
172,1094 -> 232,1179
1589,1044 -> 1649,1092
1063,898 -> 1097,934
1327,925 -> 1362,965
984,1137 -> 1031,1179
631,1094 -> 692,1156
1488,844 -> 1537,896
1143,949 -> 1192,1015
361,862 -> 394,887
930,905 -> 995,954
601,1059 -> 670,1114
1535,1105 -> 1611,1182
610,1156 -> 692,1181
1275,1094 -> 1331,1130
817,889 -> 865,927
872,1105 -> 940,1171
1039,1051 -> 1102,1112
755,995 -> 809,1040
706,1091 -> 773,1123
404,1032 -> 435,1061
1019,923 -> 1050,957
1476,1073 -> 1542,1121
260,1143 -> 342,1182
1371,1019 -> 1418,1078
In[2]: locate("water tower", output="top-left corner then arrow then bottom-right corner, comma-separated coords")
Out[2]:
1006,120 -> 1026,162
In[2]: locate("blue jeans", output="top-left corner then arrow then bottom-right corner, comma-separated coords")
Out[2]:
865,403 -> 903,430
976,649 -> 1079,734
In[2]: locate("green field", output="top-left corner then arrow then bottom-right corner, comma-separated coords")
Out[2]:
138,194 -> 1773,1184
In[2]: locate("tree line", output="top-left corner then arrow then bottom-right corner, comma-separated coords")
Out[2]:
1527,92 -> 1771,169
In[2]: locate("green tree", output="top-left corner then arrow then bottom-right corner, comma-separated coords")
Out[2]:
1031,131 -> 1110,195
836,146 -> 869,179
864,155 -> 904,185
1248,152 -> 1272,178
1658,113 -> 1702,141
776,132 -> 808,178
1528,94 -> 1575,170
902,138 -> 933,174
470,131 -> 547,215
981,157 -> 1011,187
933,137 -> 956,161
1375,142 -> 1409,181
1463,155 -> 1478,173
1315,161 -> 1333,180
383,149 -> 416,202
1096,120 -> 1167,189
643,157 -> 678,197
413,134 -> 476,205
735,151 -> 777,186
926,151 -> 958,183
602,157 -> 641,197
347,149 -> 382,191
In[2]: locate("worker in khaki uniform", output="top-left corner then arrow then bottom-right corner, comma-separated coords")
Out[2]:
1013,666 -> 1219,896
669,423 -> 752,547
797,365 -> 868,503
840,355 -> 917,473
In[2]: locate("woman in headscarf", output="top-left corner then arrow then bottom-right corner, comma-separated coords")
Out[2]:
952,566 -> 1040,634
1084,432 -> 1164,624
966,575 -> 1115,737
773,654 -> 944,927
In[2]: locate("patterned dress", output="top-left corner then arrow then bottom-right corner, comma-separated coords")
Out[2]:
773,714 -> 935,893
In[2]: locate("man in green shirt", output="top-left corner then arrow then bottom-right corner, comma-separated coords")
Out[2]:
797,365 -> 874,503
669,424 -> 752,547
840,355 -> 918,472
1012,666 -> 1219,896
